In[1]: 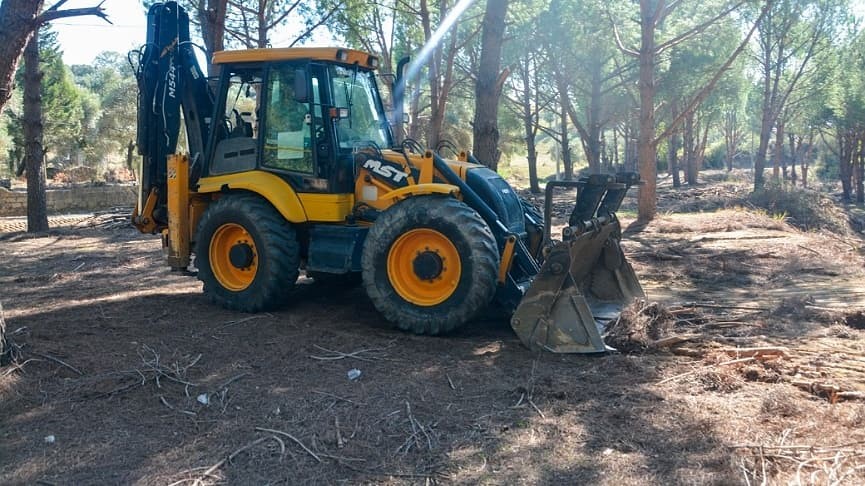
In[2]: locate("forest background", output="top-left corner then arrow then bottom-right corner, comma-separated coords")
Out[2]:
2,0 -> 865,223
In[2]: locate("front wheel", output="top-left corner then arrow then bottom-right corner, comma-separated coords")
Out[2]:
194,194 -> 300,311
361,196 -> 499,335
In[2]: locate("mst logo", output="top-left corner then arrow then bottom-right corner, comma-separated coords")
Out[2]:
362,159 -> 409,186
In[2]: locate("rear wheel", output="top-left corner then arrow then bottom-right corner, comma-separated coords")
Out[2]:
195,194 -> 299,311
362,196 -> 499,334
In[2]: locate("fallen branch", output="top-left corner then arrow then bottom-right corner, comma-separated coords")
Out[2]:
792,380 -> 865,401
254,427 -> 322,463
219,314 -> 272,329
172,435 -> 285,486
658,357 -> 756,385
649,335 -> 699,348
730,440 -> 865,452
30,351 -> 83,375
684,302 -> 770,312
159,395 -> 197,416
720,346 -> 790,359
1,358 -> 43,376
528,398 -> 546,419
446,373 -> 456,390
312,390 -> 365,406
309,344 -> 387,362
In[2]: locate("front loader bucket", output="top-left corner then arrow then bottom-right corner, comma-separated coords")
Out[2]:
511,222 -> 644,353
511,173 -> 644,353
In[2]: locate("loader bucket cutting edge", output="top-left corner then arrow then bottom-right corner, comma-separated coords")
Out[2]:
510,220 -> 645,354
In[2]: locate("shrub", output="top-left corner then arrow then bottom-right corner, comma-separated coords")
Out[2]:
747,183 -> 850,234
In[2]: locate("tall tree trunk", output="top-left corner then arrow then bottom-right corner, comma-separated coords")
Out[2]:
788,132 -> 797,185
23,32 -> 48,233
0,301 -> 10,366
684,112 -> 696,185
754,42 -> 773,190
724,110 -> 736,171
774,118 -> 784,181
637,0 -> 657,221
518,58 -> 540,192
692,118 -> 710,184
559,90 -> 573,180
199,0 -> 227,77
857,135 -> 865,204
839,132 -> 853,202
473,0 -> 508,170
669,101 -> 681,187
586,67 -> 603,173
668,133 -> 680,188
409,81 -> 422,141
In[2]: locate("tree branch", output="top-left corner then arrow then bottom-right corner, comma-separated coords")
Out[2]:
288,2 -> 343,47
656,0 -> 745,54
610,14 -> 640,58
653,1 -> 769,145
38,1 -> 111,25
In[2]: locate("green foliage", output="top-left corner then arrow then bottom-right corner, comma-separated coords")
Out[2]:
704,142 -> 727,170
72,51 -> 139,165
37,29 -> 86,165
2,24 -> 138,177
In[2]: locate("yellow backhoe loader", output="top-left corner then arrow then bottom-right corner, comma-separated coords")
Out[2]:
131,2 -> 644,353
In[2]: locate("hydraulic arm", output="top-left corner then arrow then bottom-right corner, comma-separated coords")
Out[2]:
132,1 -> 214,231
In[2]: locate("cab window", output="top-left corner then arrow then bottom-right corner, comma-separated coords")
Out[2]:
262,65 -> 312,173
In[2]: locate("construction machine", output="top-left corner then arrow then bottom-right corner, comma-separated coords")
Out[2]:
131,1 -> 644,353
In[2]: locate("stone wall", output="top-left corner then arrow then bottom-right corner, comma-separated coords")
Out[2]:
0,185 -> 138,217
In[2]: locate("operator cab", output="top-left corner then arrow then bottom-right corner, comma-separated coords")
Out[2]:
205,48 -> 394,194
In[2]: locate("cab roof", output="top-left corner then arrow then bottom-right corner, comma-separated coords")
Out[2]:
212,47 -> 379,68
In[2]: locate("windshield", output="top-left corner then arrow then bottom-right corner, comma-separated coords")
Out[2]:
330,66 -> 392,150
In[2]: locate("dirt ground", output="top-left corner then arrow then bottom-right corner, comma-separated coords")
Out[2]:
2,171 -> 865,485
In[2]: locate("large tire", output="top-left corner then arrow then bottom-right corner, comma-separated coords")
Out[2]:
362,196 -> 499,334
194,194 -> 299,312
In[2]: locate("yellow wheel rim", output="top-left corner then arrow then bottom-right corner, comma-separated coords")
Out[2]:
386,228 -> 462,306
209,223 -> 258,291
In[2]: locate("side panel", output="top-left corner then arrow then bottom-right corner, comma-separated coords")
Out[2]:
196,171 -> 307,222
298,193 -> 354,222
306,224 -> 368,273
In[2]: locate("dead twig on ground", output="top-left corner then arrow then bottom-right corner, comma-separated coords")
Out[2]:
30,351 -> 83,375
215,373 -> 248,390
159,395 -> 197,416
2,358 -> 43,376
170,435 -> 285,486
254,426 -> 322,463
658,357 -> 757,385
446,373 -> 456,390
138,345 -> 199,390
791,380 -> 865,402
721,346 -> 791,359
312,390 -> 365,405
649,335 -> 699,347
731,441 -> 865,452
684,302 -> 771,312
218,314 -> 272,329
309,344 -> 388,362
396,401 -> 436,455
528,398 -> 546,419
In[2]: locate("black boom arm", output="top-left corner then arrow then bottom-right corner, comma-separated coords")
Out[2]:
134,1 -> 214,225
